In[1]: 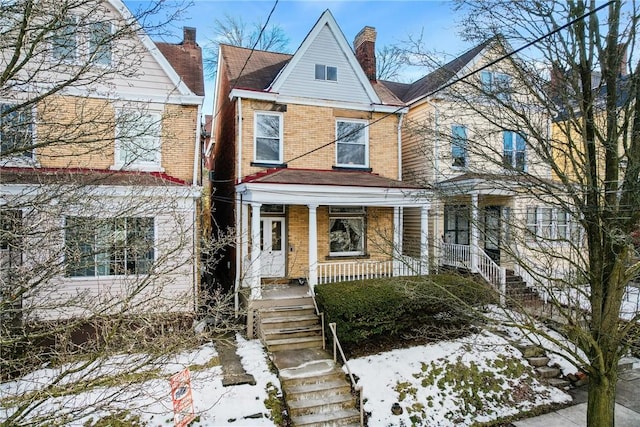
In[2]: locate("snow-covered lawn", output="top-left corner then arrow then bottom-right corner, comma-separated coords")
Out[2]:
350,330 -> 572,427
2,327 -> 575,426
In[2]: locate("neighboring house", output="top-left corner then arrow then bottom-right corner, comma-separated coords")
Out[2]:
382,37 -> 566,290
209,10 -> 429,322
0,1 -> 204,320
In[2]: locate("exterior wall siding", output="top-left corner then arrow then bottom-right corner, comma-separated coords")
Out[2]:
277,25 -> 371,104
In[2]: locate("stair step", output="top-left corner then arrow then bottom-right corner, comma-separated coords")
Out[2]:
263,325 -> 322,340
536,366 -> 561,378
265,335 -> 324,352
261,314 -> 320,329
284,378 -> 352,399
527,356 -> 551,367
292,409 -> 361,427
516,344 -> 546,358
287,393 -> 355,417
259,305 -> 316,318
618,357 -> 640,371
547,377 -> 571,388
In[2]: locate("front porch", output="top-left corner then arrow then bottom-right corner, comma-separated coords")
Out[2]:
234,168 -> 430,302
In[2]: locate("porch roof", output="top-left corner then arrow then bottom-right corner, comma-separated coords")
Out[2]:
237,168 -> 428,207
437,172 -> 525,196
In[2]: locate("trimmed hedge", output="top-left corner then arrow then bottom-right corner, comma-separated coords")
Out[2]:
315,274 -> 495,350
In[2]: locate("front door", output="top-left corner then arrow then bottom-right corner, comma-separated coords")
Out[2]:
260,218 -> 285,277
484,206 -> 501,264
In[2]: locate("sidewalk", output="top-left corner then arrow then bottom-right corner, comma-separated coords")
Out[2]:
514,367 -> 640,427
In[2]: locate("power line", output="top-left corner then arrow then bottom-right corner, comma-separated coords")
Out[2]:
285,0 -> 614,165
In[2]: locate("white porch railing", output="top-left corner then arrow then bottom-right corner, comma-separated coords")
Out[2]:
317,257 -> 424,285
477,250 -> 506,304
440,243 -> 471,269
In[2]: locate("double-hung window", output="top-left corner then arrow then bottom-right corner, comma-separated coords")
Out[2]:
526,207 -> 578,242
51,16 -> 78,62
65,217 -> 155,277
480,71 -> 512,101
336,119 -> 368,168
254,112 -> 283,164
329,207 -> 365,256
451,125 -> 468,167
88,21 -> 113,66
315,64 -> 337,81
503,131 -> 526,171
1,103 -> 33,159
115,110 -> 162,170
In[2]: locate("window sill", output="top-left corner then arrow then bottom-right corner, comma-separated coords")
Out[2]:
332,166 -> 372,172
325,253 -> 370,260
251,162 -> 287,169
110,164 -> 165,173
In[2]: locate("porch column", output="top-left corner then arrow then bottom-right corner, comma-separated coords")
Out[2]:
250,202 -> 262,299
393,207 -> 402,276
470,193 -> 479,273
420,204 -> 429,275
308,204 -> 318,290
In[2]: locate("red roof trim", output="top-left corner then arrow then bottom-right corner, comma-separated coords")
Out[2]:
1,166 -> 189,186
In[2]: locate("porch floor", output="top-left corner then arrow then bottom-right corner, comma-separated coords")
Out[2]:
262,283 -> 311,300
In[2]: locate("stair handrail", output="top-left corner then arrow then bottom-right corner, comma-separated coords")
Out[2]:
477,249 -> 507,305
310,292 -> 326,350
329,322 -> 364,427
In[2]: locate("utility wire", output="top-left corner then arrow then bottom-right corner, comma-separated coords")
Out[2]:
284,0 -> 614,165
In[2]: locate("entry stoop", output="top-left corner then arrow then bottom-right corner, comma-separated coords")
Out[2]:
259,296 -> 324,352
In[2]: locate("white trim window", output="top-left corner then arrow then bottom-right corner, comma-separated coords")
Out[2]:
503,131 -> 526,171
329,206 -> 365,256
451,125 -> 468,168
115,110 -> 162,170
481,70 -> 512,101
254,112 -> 283,164
65,216 -> 155,277
336,119 -> 368,168
50,16 -> 78,62
1,103 -> 33,160
315,64 -> 337,81
526,207 -> 579,242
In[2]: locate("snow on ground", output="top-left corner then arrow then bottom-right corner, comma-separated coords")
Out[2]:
348,330 -> 572,427
2,327 -> 576,426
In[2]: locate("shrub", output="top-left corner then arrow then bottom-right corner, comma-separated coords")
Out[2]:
315,274 -> 495,352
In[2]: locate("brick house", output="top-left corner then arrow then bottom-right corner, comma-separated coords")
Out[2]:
209,10 -> 429,319
0,0 -> 205,319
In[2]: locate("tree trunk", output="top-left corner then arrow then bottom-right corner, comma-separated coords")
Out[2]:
586,369 -> 617,427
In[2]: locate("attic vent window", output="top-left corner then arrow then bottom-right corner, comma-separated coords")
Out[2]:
315,64 -> 337,81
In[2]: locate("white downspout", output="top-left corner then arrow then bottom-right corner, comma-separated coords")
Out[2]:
425,99 -> 440,268
397,112 -> 404,180
236,98 -> 243,182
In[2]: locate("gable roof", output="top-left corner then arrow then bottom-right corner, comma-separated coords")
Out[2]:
155,28 -> 205,96
268,10 -> 380,103
382,37 -> 495,104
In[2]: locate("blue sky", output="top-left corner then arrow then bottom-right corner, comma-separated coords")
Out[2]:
127,1 -> 472,113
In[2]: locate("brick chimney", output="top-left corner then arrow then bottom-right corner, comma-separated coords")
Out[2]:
354,26 -> 377,82
183,27 -> 197,46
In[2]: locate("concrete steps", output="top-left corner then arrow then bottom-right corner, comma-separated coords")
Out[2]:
517,343 -> 571,389
261,299 -> 361,426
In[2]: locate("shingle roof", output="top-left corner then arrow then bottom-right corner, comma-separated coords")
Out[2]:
242,168 -> 421,189
219,44 -> 292,91
1,167 -> 189,186
156,40 -> 205,96
382,38 -> 494,104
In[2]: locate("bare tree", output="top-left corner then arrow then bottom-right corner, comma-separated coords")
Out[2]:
0,0 -> 238,424
399,1 -> 640,425
204,13 -> 290,78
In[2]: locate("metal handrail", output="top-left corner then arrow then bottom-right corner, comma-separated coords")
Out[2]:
329,322 -> 364,427
309,291 -> 326,350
